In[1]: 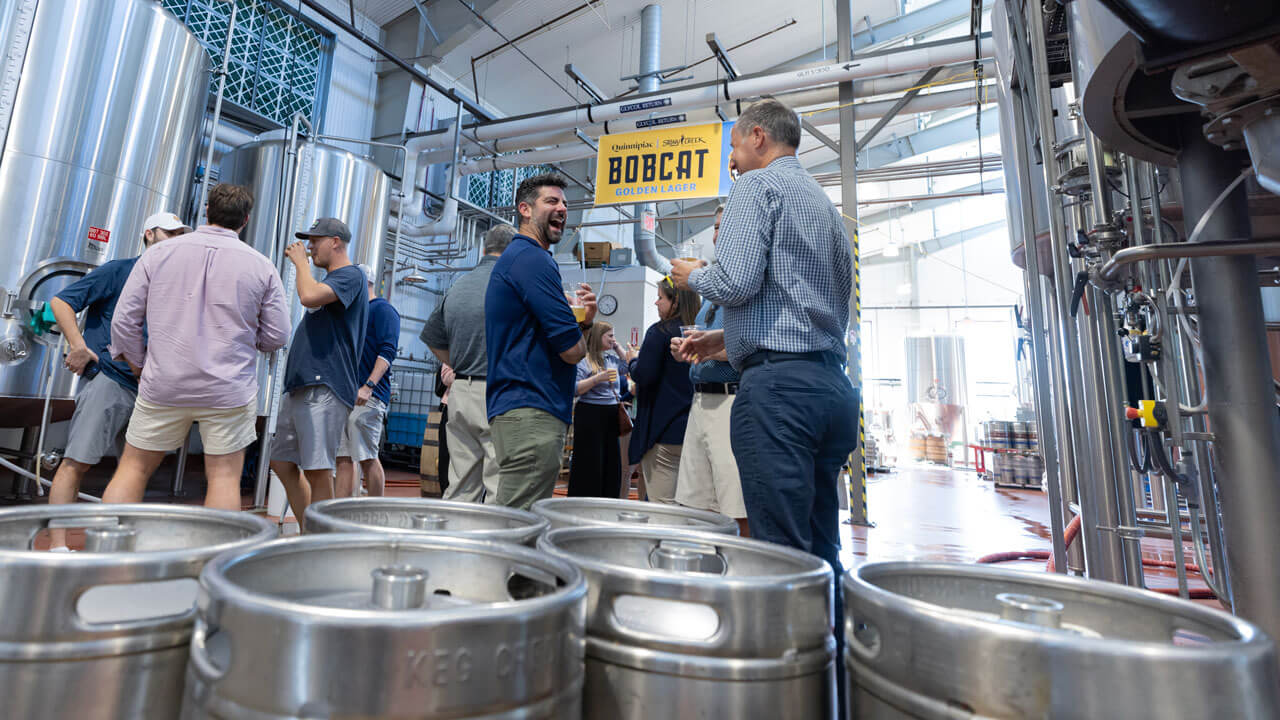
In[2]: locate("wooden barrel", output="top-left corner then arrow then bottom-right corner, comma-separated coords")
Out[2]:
908,434 -> 928,460
925,434 -> 947,464
419,410 -> 443,498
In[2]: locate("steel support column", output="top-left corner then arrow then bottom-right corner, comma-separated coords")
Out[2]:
1178,120 -> 1280,641
838,0 -> 869,528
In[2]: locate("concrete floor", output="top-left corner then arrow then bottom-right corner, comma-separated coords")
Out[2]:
2,455 -> 1216,605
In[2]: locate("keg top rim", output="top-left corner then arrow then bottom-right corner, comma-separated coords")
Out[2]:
540,526 -> 832,586
306,497 -> 549,536
200,533 -> 586,619
532,497 -> 738,531
0,503 -> 275,559
845,561 -> 1271,653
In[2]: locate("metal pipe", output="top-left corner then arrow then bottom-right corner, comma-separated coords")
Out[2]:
406,34 -> 995,153
633,4 -> 665,274
1096,239 -> 1280,283
1041,3 -> 1126,583
296,0 -> 490,121
1177,118 -> 1280,642
199,0 -> 239,217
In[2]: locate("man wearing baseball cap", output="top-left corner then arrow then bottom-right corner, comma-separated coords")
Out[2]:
335,263 -> 400,498
270,217 -> 369,525
44,212 -> 190,541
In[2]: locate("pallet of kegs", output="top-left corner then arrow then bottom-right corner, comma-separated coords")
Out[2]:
983,420 -> 1013,449
1011,421 -> 1039,452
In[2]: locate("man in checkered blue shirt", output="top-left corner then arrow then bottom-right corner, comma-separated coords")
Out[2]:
672,98 -> 858,627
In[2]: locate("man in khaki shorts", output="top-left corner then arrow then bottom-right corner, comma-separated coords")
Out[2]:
335,264 -> 400,497
103,185 -> 291,509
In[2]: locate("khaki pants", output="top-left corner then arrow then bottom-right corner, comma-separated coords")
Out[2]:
492,407 -> 566,511
676,393 -> 746,518
641,443 -> 681,505
442,378 -> 500,504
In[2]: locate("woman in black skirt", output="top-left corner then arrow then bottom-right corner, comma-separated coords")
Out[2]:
569,322 -> 628,497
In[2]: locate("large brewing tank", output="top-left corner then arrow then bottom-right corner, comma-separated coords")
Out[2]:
306,496 -> 550,545
539,526 -> 836,719
181,534 -> 587,719
843,562 -> 1280,719
0,505 -> 275,720
904,335 -> 968,442
0,0 -> 208,424
532,497 -> 738,534
217,139 -> 390,413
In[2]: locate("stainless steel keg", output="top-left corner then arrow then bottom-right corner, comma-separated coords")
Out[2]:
844,562 -> 1280,719
306,497 -> 549,545
532,497 -> 737,533
0,504 -> 275,720
540,526 -> 836,719
181,533 -> 587,719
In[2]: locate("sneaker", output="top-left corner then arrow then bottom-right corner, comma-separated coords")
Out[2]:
48,546 -> 72,553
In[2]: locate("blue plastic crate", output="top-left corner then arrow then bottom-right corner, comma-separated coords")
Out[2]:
386,412 -> 429,448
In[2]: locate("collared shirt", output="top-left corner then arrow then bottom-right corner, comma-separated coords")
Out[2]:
485,234 -> 581,424
689,154 -> 853,369
110,225 -> 290,408
575,353 -> 626,406
421,254 -> 498,378
688,300 -> 739,385
360,297 -> 400,405
282,264 -> 369,407
55,257 -> 142,393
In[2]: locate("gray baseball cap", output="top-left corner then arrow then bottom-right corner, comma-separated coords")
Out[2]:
295,217 -> 350,244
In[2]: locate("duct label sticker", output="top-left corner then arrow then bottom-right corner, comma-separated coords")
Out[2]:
635,114 -> 686,129
85,226 -> 110,255
619,98 -> 672,114
594,121 -> 734,205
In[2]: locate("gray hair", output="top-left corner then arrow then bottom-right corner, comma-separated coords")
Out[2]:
735,98 -> 801,149
482,223 -> 517,255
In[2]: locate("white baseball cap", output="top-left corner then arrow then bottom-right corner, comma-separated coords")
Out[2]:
358,263 -> 375,285
142,212 -> 191,234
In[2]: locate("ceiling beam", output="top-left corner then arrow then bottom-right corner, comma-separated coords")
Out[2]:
772,0 -> 980,70
805,105 -> 999,173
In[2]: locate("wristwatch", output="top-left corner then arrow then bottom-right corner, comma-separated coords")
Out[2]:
364,380 -> 376,388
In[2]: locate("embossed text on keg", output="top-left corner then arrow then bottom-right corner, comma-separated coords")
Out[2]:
405,648 -> 473,687
494,630 -> 569,683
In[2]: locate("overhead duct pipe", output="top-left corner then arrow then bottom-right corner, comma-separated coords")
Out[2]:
408,34 -> 995,154
634,4 -> 664,273
455,86 -> 993,175
426,63 -> 993,166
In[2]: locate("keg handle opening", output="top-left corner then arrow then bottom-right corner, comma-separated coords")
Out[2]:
845,614 -> 883,661
608,593 -> 723,644
617,510 -> 650,524
83,524 -> 139,553
188,619 -> 230,681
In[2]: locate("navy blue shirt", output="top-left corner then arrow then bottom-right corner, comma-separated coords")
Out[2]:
54,258 -> 141,393
283,264 -> 369,407
627,319 -> 694,464
485,234 -> 582,424
360,297 -> 400,405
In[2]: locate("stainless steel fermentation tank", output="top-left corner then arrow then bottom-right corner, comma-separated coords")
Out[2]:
904,335 -> 968,443
0,0 -> 208,425
217,139 -> 390,414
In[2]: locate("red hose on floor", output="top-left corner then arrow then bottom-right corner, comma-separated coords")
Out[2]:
978,514 -> 1217,599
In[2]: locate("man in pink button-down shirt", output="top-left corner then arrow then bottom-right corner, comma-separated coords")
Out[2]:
102,184 -> 291,510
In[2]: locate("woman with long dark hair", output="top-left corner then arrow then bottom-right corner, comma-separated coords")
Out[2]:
569,322 -> 628,497
624,277 -> 699,503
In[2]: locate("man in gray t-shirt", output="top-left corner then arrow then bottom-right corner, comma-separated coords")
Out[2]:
422,224 -> 515,503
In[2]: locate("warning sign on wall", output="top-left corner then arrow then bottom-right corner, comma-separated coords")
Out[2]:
85,226 -> 110,256
594,121 -> 734,206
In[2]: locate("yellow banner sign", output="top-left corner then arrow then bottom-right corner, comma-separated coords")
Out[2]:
593,121 -> 733,206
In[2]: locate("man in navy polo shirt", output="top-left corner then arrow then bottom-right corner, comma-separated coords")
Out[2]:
485,173 -> 596,510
